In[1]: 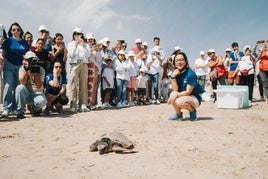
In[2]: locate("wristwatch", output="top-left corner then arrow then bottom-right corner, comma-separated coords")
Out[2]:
170,74 -> 177,79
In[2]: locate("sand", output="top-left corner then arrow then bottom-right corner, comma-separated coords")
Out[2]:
0,89 -> 267,178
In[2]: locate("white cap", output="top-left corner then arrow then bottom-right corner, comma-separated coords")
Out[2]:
243,45 -> 251,51
23,51 -> 38,59
139,67 -> 146,72
73,27 -> 82,33
207,49 -> 215,53
200,50 -> 205,55
142,42 -> 148,46
118,50 -> 126,55
173,46 -> 182,51
128,51 -> 135,57
135,38 -> 142,44
153,46 -> 160,52
225,48 -> 232,52
103,37 -> 110,42
98,39 -> 107,47
85,33 -> 94,39
0,24 -> 5,36
38,24 -> 47,31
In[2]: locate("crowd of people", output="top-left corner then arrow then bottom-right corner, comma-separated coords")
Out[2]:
0,22 -> 267,120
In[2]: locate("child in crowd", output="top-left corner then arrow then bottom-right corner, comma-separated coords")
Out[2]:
160,76 -> 171,102
127,51 -> 139,106
101,58 -> 115,109
136,67 -> 148,105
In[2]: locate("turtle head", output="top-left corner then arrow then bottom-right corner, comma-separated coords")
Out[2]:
98,138 -> 112,155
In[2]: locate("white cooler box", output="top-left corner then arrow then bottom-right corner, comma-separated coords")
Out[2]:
213,85 -> 249,109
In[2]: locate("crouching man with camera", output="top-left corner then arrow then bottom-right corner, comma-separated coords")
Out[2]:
15,51 -> 47,119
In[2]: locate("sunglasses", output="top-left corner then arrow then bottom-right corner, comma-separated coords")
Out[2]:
54,66 -> 62,69
12,28 -> 21,32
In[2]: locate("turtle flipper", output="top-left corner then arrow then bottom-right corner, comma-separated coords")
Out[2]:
112,145 -> 138,154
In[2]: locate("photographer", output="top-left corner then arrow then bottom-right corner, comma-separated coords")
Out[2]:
15,51 -> 47,119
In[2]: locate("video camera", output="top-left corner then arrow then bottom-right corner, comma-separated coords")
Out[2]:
27,57 -> 40,73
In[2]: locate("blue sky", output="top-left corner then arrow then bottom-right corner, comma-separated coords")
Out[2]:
1,0 -> 267,65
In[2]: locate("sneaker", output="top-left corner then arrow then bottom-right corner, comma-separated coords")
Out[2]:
81,104 -> 90,112
117,102 -> 124,108
101,103 -> 108,109
152,100 -> 156,104
149,99 -> 153,104
168,113 -> 183,120
156,99 -> 161,104
11,110 -> 19,115
70,107 -> 76,113
90,105 -> 97,110
259,96 -> 265,101
44,107 -> 50,115
107,103 -> 113,108
189,109 -> 197,121
32,110 -> 41,116
16,113 -> 26,119
1,110 -> 9,118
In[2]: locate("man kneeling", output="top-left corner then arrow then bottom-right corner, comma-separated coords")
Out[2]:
15,51 -> 47,119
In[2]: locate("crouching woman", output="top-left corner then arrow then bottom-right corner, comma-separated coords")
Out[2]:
167,52 -> 204,121
45,60 -> 68,115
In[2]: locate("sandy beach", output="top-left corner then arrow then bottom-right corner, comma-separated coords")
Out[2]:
0,88 -> 267,178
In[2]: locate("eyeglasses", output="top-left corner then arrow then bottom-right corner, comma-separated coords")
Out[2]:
122,45 -> 127,48
54,66 -> 62,69
12,28 -> 21,32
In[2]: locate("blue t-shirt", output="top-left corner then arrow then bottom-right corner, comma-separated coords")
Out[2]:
176,68 -> 205,104
229,51 -> 244,71
45,73 -> 67,92
1,37 -> 29,66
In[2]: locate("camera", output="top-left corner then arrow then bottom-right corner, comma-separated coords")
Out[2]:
27,57 -> 40,73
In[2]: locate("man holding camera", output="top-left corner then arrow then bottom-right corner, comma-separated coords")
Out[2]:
15,51 -> 47,119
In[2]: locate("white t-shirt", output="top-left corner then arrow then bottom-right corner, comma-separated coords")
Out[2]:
136,75 -> 148,88
102,67 -> 115,89
238,55 -> 254,75
194,57 -> 208,76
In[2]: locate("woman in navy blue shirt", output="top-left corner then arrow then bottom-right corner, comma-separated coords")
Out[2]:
167,52 -> 204,121
1,22 -> 29,117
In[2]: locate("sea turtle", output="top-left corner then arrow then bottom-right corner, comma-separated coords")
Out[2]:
89,131 -> 138,155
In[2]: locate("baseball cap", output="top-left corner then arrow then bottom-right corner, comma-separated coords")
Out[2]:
139,67 -> 146,72
200,50 -> 205,55
243,45 -> 251,51
135,38 -> 142,44
118,50 -> 126,55
85,33 -> 94,39
225,48 -> 232,52
23,51 -> 38,59
173,46 -> 182,52
142,42 -> 148,46
73,27 -> 82,33
38,25 -> 47,32
128,51 -> 135,57
207,49 -> 215,53
103,37 -> 110,42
